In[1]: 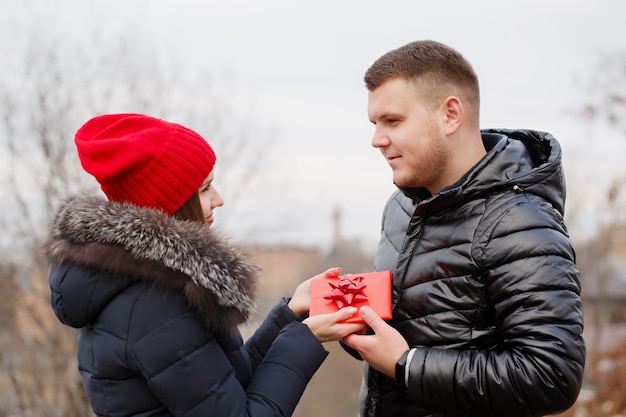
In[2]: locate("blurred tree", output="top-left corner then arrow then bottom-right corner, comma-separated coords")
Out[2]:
581,50 -> 626,136
584,340 -> 626,416
0,26 -> 272,417
0,31 -> 272,268
555,49 -> 626,417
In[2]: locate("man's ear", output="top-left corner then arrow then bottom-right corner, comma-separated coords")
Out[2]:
442,96 -> 463,135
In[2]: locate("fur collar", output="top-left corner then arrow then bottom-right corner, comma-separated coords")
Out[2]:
43,194 -> 259,332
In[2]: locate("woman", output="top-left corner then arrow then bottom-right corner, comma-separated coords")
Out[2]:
44,113 -> 363,416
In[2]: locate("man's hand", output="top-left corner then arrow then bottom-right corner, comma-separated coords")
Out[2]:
342,306 -> 409,377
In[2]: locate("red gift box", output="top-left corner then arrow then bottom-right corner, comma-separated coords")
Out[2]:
309,271 -> 392,323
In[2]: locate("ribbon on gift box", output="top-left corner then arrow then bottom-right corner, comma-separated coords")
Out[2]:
323,275 -> 368,308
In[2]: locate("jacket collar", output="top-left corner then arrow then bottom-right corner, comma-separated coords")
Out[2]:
398,129 -> 565,215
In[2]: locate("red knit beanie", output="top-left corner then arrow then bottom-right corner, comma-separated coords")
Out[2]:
75,113 -> 216,215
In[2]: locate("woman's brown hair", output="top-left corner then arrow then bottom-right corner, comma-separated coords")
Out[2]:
173,192 -> 205,223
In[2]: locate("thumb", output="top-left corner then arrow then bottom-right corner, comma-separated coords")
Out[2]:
323,267 -> 342,279
359,306 -> 385,330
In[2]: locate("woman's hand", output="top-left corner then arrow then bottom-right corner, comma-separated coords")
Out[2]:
303,307 -> 365,343
288,267 -> 342,318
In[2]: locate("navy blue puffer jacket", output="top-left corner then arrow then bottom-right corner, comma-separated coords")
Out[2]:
45,196 -> 328,417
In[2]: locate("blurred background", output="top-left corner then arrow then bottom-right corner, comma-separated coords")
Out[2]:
1,0 -> 625,416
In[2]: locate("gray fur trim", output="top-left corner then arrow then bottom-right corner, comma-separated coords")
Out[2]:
45,194 -> 258,319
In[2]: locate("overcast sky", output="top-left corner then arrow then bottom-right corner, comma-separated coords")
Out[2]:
3,0 -> 626,251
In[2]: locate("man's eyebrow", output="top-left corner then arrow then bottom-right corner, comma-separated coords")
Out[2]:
373,112 -> 401,122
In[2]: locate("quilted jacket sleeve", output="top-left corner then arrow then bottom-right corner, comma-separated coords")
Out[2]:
244,298 -> 306,369
128,293 -> 328,417
405,196 -> 586,417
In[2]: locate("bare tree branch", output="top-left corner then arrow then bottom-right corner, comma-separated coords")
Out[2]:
580,50 -> 626,135
0,22 -> 276,417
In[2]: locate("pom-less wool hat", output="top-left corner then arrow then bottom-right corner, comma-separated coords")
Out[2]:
75,113 -> 216,215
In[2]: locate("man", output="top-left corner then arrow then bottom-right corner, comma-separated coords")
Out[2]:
342,40 -> 586,417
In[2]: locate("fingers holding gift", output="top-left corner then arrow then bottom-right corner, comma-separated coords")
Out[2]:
342,306 -> 409,377
289,267 -> 343,318
303,307 -> 366,343
320,267 -> 342,279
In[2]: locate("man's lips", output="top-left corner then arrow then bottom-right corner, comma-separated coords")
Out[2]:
385,154 -> 401,165
381,149 -> 399,161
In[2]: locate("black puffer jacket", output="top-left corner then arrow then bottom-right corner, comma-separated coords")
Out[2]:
361,130 -> 585,417
45,195 -> 328,417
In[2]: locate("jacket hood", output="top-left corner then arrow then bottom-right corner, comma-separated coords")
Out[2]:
400,129 -> 567,214
43,194 -> 259,332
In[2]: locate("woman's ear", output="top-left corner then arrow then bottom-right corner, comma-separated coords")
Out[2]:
442,96 -> 463,135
